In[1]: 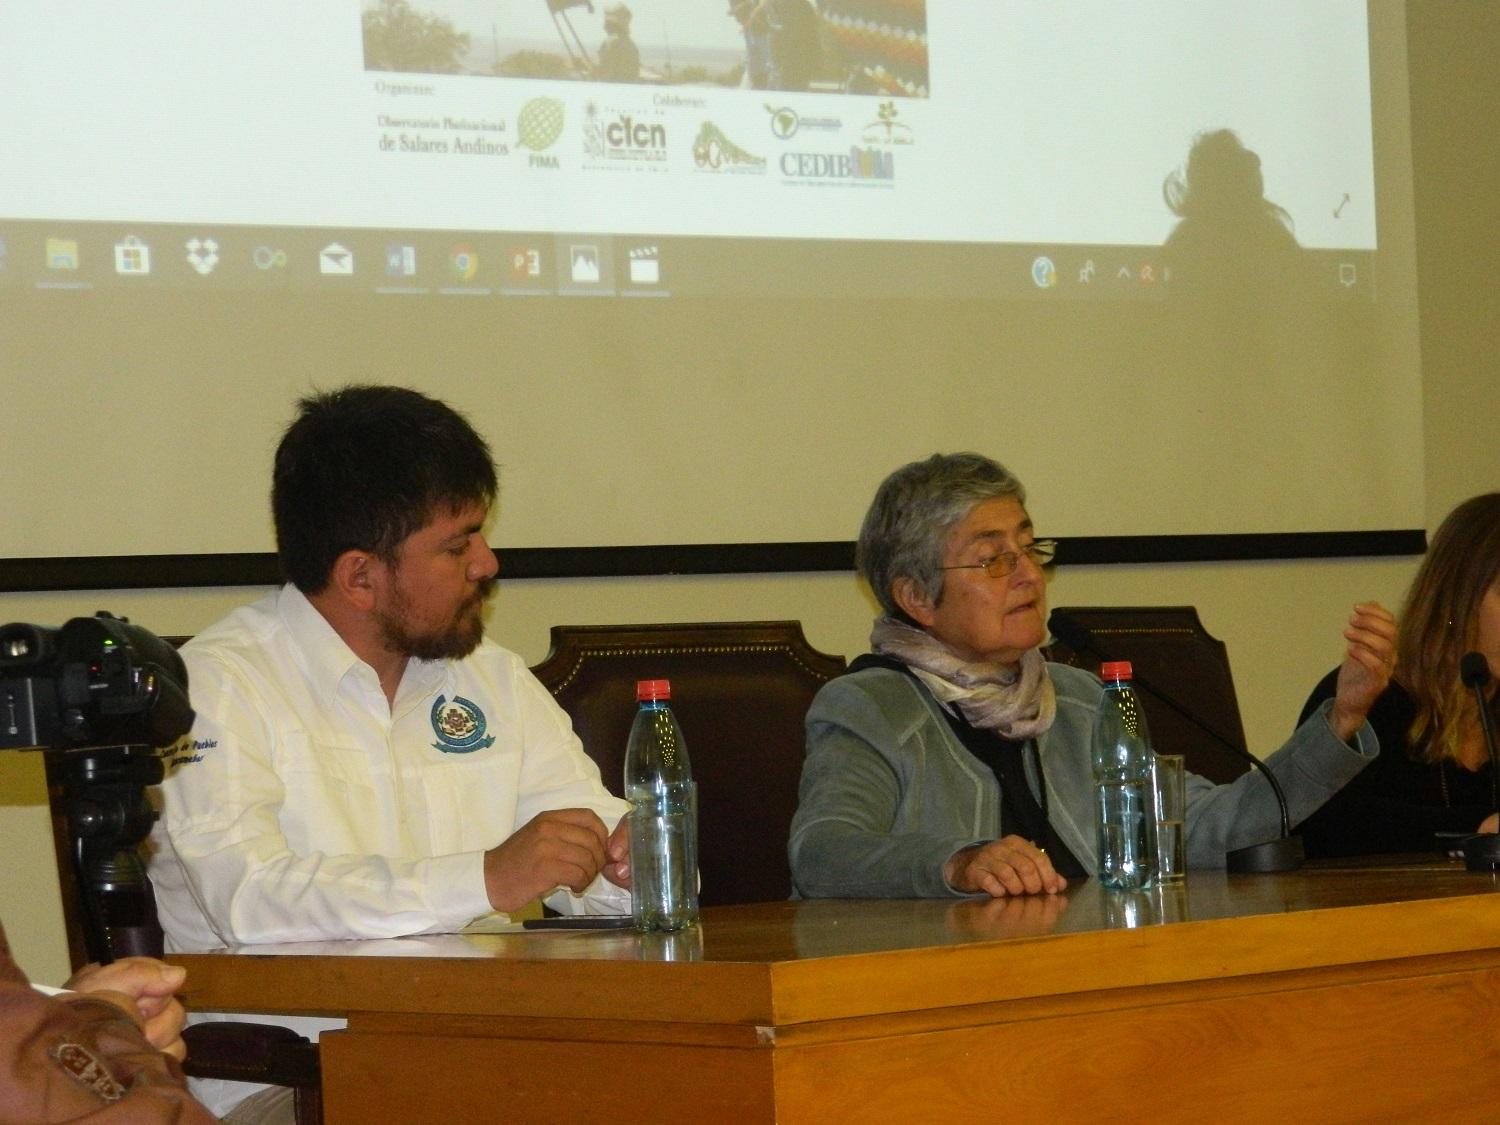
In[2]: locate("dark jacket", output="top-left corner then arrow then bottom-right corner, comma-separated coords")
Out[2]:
0,921 -> 213,1124
1297,671 -> 1494,857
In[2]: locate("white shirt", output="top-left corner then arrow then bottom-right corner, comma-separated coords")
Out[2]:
149,584 -> 630,952
147,586 -> 630,1116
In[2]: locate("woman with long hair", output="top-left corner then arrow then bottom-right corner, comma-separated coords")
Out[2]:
1298,494 -> 1500,856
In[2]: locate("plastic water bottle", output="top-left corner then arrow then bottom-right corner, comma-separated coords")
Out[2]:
624,679 -> 699,931
1091,661 -> 1160,890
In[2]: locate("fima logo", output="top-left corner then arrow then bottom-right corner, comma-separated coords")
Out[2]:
517,97 -> 564,168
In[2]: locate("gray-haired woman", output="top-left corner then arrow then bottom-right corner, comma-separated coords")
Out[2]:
788,452 -> 1397,899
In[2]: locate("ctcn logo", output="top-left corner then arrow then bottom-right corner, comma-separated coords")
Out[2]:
583,102 -> 668,166
606,116 -> 665,149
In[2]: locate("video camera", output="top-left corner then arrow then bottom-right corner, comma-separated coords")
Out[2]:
1,613 -> 193,963
0,612 -> 192,751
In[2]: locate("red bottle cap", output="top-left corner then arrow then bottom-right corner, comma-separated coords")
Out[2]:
636,679 -> 671,701
1099,661 -> 1133,682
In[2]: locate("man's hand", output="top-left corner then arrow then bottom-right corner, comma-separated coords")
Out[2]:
1330,601 -> 1399,742
64,957 -> 189,1059
483,808 -> 611,913
603,816 -> 632,890
943,835 -> 1067,898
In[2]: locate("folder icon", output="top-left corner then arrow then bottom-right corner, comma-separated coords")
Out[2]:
47,238 -> 79,270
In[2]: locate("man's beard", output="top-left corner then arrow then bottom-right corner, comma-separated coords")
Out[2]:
376,578 -> 496,662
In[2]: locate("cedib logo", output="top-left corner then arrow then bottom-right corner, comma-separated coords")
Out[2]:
430,695 -> 495,753
780,146 -> 894,184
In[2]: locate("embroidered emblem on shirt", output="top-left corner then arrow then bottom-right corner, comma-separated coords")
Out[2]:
51,1040 -> 126,1103
161,734 -> 214,773
431,695 -> 495,753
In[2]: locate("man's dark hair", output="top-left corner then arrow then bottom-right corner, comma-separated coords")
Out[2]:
272,385 -> 498,593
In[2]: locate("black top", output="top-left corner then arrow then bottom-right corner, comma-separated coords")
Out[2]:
847,655 -> 1087,878
1296,669 -> 1496,858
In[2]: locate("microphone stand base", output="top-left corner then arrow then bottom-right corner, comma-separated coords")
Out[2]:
1226,835 -> 1305,874
1460,833 -> 1500,872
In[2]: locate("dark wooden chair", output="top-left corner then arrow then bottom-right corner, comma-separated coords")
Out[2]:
531,621 -> 847,905
1044,606 -> 1251,784
45,757 -> 323,1125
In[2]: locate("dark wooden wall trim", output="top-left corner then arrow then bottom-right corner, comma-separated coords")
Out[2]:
0,530 -> 1425,593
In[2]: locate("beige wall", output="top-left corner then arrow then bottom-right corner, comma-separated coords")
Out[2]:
0,791 -> 70,981
5,2 -> 1500,982
0,555 -> 1420,756
1408,2 -> 1500,520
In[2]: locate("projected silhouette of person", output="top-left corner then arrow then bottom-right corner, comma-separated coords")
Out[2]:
1162,129 -> 1303,294
594,4 -> 640,82
730,0 -> 818,92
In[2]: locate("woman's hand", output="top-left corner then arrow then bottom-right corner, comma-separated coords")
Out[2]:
1330,601 -> 1399,742
944,835 -> 1067,897
1478,812 -> 1499,835
946,890 -> 1071,939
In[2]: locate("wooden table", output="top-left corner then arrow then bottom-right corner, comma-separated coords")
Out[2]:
171,861 -> 1500,1123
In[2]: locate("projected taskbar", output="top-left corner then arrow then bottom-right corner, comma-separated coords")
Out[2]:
0,221 -> 1376,302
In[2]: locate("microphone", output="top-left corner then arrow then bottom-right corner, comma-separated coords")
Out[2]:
1049,609 -> 1303,873
1458,651 -> 1500,871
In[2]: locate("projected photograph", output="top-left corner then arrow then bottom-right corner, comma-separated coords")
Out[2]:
2,0 -> 1418,583
0,1 -> 1378,303
360,0 -> 931,97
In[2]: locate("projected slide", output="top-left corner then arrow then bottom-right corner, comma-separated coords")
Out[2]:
0,0 -> 1421,573
0,1 -> 1376,300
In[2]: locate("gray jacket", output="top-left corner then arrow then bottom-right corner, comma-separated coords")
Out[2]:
788,662 -> 1378,898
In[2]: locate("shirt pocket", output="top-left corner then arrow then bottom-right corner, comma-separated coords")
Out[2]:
414,745 -> 521,854
275,732 -> 388,837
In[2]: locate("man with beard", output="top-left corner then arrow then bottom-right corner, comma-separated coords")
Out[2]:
148,385 -> 630,1123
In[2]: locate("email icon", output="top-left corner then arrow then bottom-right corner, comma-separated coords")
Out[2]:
319,243 -> 355,275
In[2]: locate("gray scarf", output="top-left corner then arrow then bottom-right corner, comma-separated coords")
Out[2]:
870,615 -> 1056,740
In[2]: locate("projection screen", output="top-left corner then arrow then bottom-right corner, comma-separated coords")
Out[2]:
0,1 -> 1423,586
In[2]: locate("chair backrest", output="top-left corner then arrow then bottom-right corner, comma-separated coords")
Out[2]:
1044,606 -> 1250,784
531,621 -> 846,905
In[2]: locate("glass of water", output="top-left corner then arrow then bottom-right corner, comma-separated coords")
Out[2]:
1153,754 -> 1187,882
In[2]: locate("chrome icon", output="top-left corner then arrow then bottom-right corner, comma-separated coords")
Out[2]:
450,244 -> 478,280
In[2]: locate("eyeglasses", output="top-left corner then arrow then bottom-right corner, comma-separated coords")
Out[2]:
940,539 -> 1058,579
